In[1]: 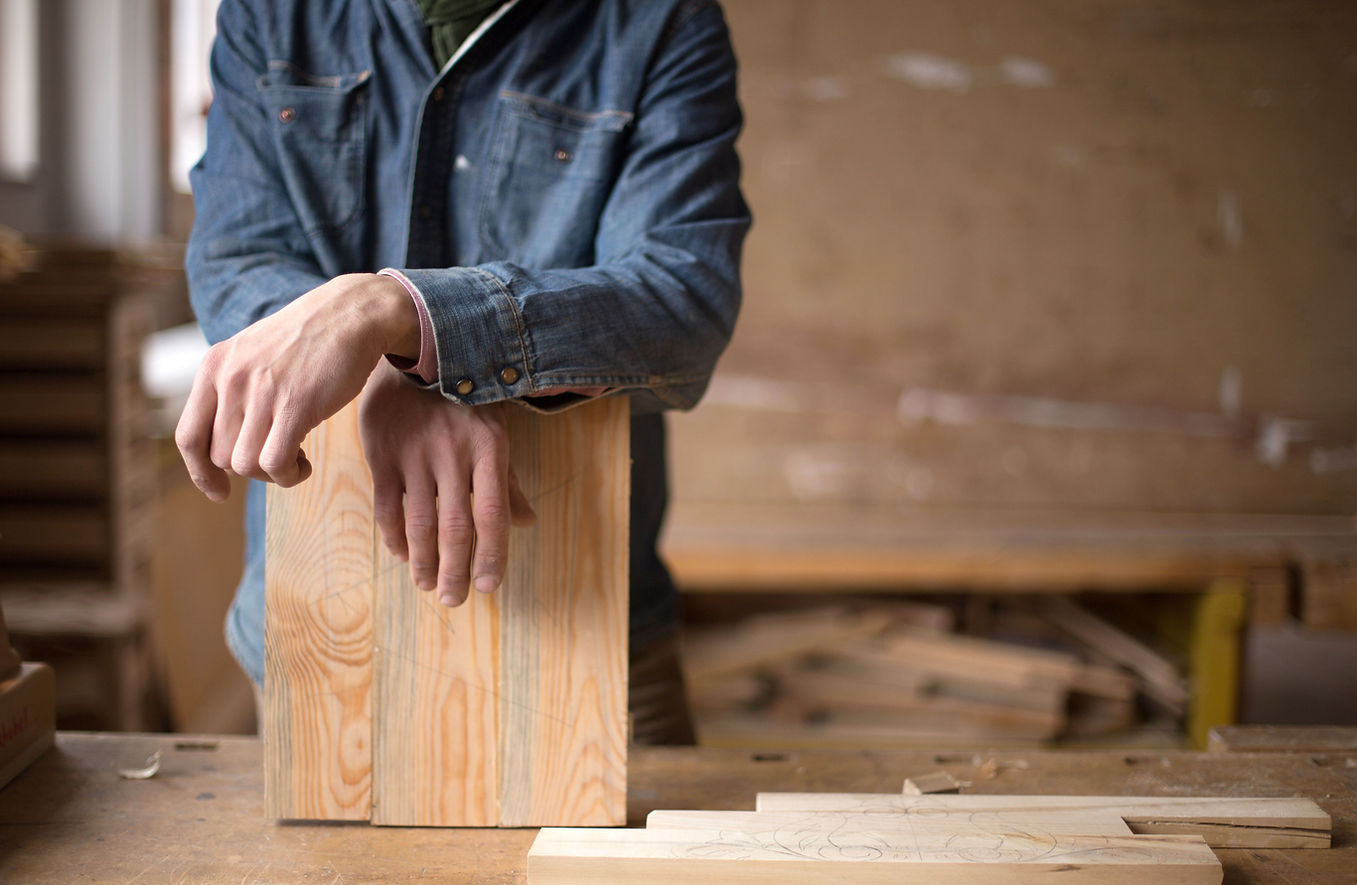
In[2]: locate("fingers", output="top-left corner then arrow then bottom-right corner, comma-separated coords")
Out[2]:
175,366 -> 231,502
403,473 -> 439,593
371,468 -> 409,562
256,409 -> 311,488
435,473 -> 475,607
470,457 -> 511,595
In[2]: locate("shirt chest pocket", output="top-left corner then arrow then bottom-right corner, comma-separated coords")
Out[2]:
258,63 -> 370,234
478,92 -> 632,268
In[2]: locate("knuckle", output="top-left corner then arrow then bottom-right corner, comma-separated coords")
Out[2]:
405,514 -> 437,537
438,512 -> 475,540
373,500 -> 403,524
474,498 -> 509,527
229,452 -> 260,477
174,424 -> 200,452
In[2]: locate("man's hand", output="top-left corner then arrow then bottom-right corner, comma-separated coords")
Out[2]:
176,273 -> 419,501
359,362 -> 535,606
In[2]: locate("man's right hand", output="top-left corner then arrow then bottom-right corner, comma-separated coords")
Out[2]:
359,361 -> 535,607
175,273 -> 419,502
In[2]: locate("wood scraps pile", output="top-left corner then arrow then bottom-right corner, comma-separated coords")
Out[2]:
682,597 -> 1186,747
528,788 -> 1332,883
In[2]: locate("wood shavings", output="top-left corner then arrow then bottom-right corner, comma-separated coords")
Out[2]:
115,750 -> 162,780
902,771 -> 967,794
975,757 -> 1030,780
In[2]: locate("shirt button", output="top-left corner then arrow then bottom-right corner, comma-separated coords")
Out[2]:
455,378 -> 474,396
432,86 -> 445,102
278,107 -> 296,123
499,366 -> 520,385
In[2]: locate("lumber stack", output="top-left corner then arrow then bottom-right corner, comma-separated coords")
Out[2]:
528,789 -> 1332,883
265,398 -> 629,826
0,246 -> 168,730
683,598 -> 1186,747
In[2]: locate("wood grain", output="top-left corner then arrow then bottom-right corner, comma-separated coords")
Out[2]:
529,826 -> 1222,884
372,534 -> 500,826
496,400 -> 629,827
265,402 -> 374,820
268,398 -> 628,826
646,807 -> 1136,836
754,794 -> 1331,849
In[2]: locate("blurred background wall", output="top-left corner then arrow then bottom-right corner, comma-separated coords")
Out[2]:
0,0 -> 1353,741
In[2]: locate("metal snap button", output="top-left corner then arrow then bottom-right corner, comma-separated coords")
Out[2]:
499,366 -> 520,385
553,148 -> 572,162
278,107 -> 296,123
455,378 -> 474,396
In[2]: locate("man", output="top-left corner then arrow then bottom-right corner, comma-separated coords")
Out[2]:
179,0 -> 749,744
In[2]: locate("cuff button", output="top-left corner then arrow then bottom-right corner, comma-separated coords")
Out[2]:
499,366 -> 520,385
454,378 -> 474,396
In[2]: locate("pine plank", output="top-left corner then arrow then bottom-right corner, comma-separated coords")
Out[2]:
371,532 -> 500,826
267,398 -> 628,826
496,399 -> 629,827
265,403 -> 374,820
528,825 -> 1221,884
645,807 -> 1135,836
754,793 -> 1331,848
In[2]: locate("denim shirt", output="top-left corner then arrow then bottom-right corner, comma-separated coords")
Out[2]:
187,0 -> 749,686
186,0 -> 750,413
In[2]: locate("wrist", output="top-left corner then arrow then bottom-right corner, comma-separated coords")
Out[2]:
367,272 -> 421,361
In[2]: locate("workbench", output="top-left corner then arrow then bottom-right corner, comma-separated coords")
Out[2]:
0,731 -> 1351,882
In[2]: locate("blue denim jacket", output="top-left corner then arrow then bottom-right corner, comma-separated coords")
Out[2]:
186,0 -> 749,685
188,0 -> 749,411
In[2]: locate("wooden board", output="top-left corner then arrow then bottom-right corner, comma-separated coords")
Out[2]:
528,825 -> 1221,884
755,794 -> 1331,849
371,524 -> 500,826
1208,725 -> 1357,754
268,398 -> 629,826
646,807 -> 1135,836
265,403 -> 375,820
495,402 -> 629,827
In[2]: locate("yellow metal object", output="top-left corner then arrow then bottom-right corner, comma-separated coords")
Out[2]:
1185,580 -> 1248,749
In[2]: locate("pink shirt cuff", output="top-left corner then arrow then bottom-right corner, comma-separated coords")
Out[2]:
377,268 -> 437,383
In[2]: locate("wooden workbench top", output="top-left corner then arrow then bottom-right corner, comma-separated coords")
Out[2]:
0,732 -> 1351,883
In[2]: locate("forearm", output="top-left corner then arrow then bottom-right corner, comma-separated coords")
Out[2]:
395,246 -> 741,411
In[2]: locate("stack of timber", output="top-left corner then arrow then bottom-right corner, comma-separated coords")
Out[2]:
683,598 -> 1187,748
265,399 -> 628,826
528,789 -> 1331,883
0,246 -> 169,730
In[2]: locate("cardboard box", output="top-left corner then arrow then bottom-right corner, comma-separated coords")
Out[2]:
0,662 -> 56,790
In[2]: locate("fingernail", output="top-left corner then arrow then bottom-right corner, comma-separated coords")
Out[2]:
474,576 -> 499,593
439,592 -> 464,607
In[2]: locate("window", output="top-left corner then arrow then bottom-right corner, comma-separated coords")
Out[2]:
0,0 -> 39,182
